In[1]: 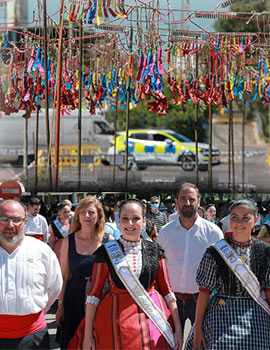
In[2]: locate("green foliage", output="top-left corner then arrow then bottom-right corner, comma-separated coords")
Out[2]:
214,1 -> 270,141
106,83 -> 209,142
214,2 -> 268,33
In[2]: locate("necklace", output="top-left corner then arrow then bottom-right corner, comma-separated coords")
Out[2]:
229,237 -> 253,248
229,237 -> 252,265
119,236 -> 142,277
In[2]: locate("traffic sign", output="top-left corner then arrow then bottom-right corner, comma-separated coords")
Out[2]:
0,180 -> 22,200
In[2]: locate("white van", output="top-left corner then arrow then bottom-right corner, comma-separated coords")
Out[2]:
0,108 -> 115,164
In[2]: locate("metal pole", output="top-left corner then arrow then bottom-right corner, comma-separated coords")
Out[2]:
34,108 -> 39,192
228,100 -> 232,196
23,118 -> 28,189
208,104 -> 213,194
54,0 -> 65,190
124,28 -> 133,200
43,0 -> 52,189
242,100 -> 245,193
194,47 -> 199,186
78,21 -> 83,190
231,101 -> 235,196
113,92 -> 119,190
268,102 -> 270,173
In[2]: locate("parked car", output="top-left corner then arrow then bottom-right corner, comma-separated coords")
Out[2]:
103,129 -> 220,171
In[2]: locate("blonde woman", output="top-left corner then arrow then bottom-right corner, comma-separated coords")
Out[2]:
55,196 -> 109,349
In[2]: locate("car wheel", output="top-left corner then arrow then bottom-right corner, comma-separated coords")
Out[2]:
118,152 -> 137,171
178,153 -> 195,171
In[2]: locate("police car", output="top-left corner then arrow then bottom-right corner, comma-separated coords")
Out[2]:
104,129 -> 220,171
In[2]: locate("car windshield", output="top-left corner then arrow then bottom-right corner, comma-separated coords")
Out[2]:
166,132 -> 193,143
94,121 -> 114,135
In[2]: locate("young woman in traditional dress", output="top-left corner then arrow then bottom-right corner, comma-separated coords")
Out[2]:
82,199 -> 182,350
185,199 -> 270,349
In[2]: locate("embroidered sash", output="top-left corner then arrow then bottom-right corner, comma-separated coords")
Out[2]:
104,240 -> 175,349
213,239 -> 270,315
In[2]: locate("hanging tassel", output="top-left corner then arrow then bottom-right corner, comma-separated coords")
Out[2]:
67,2 -> 72,21
77,5 -> 84,22
32,46 -> 41,72
166,43 -> 174,73
27,47 -> 35,73
118,0 -> 127,17
107,0 -> 117,17
157,46 -> 165,75
97,0 -> 103,25
113,0 -> 122,18
72,4 -> 80,22
70,3 -> 76,22
102,0 -> 108,17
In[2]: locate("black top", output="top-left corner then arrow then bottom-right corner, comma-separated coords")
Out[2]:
94,239 -> 165,290
197,238 -> 270,296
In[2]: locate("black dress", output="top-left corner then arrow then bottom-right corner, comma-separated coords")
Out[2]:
56,233 -> 96,349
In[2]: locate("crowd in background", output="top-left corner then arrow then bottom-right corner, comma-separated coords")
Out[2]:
18,194 -> 270,242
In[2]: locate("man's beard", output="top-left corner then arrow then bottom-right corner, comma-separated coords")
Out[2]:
179,205 -> 197,218
0,231 -> 24,247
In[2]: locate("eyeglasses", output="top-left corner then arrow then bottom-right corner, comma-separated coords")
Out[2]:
0,216 -> 26,225
151,202 -> 159,204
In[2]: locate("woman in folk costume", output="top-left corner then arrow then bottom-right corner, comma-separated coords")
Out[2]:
185,199 -> 270,350
82,198 -> 182,350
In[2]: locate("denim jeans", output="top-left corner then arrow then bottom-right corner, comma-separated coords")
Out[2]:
176,297 -> 197,333
0,326 -> 50,349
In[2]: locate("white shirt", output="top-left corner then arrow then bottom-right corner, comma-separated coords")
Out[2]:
157,215 -> 223,294
25,214 -> 49,242
220,214 -> 231,234
0,236 -> 62,315
169,212 -> 179,222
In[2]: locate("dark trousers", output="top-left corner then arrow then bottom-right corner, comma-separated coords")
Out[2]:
0,327 -> 50,349
176,297 -> 197,333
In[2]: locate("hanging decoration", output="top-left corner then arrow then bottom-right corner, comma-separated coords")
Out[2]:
1,1 -> 270,118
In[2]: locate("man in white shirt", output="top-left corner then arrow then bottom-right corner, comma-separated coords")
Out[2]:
0,199 -> 62,349
157,183 -> 223,332
25,197 -> 49,242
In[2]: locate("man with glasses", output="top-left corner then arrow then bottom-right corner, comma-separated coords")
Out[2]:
0,199 -> 62,349
146,195 -> 167,233
25,197 -> 49,242
157,183 -> 223,336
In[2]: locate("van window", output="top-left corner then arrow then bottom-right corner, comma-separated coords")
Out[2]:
94,121 -> 114,135
130,133 -> 149,140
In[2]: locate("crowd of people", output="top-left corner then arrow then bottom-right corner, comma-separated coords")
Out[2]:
1,184 -> 270,349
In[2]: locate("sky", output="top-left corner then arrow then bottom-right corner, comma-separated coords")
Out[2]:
24,0 -> 225,32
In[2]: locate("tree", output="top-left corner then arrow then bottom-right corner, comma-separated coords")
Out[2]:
215,0 -> 270,141
215,1 -> 269,33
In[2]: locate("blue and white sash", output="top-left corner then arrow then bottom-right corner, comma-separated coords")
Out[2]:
104,240 -> 175,349
53,219 -> 68,238
213,239 -> 270,315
